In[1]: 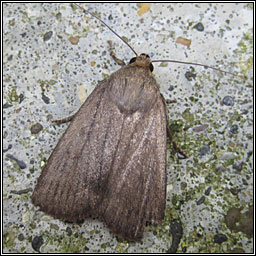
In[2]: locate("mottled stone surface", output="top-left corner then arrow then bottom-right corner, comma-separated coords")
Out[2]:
3,3 -> 253,253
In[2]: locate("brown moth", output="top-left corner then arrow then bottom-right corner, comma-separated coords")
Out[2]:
32,52 -> 167,240
32,6 -> 168,239
32,4 -> 239,241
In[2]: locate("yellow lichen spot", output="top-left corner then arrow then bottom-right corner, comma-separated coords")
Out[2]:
167,184 -> 173,193
22,210 -> 30,224
137,3 -> 151,16
78,85 -> 87,104
91,61 -> 96,67
176,37 -> 191,48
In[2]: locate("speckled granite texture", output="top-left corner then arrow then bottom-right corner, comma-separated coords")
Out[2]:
3,3 -> 253,253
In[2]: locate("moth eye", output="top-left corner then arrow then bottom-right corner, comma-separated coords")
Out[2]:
149,63 -> 154,72
129,57 -> 137,64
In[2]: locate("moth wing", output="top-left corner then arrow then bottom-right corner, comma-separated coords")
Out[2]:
98,94 -> 167,240
32,80 -> 121,221
32,65 -> 167,241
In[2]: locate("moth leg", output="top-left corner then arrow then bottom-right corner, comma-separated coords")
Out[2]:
161,93 -> 188,158
52,113 -> 76,124
165,99 -> 177,104
10,188 -> 32,195
167,126 -> 189,158
107,40 -> 126,66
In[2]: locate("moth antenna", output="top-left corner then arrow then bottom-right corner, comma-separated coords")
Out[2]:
74,4 -> 243,79
74,3 -> 138,56
152,59 -> 243,78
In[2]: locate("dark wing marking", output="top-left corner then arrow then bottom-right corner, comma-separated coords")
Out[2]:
32,65 -> 167,241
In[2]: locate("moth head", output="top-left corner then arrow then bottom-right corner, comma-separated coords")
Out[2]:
129,54 -> 154,72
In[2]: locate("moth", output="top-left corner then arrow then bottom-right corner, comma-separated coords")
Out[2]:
32,4 -> 239,241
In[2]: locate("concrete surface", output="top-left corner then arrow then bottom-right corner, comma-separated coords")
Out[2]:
3,2 -> 253,253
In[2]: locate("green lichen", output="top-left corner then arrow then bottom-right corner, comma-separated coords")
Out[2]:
49,223 -> 59,231
8,87 -> 19,103
4,74 -> 11,83
181,109 -> 194,125
35,229 -> 89,253
3,231 -> 16,249
234,29 -> 253,75
168,119 -> 185,134
8,18 -> 15,27
114,242 -> 129,253
100,241 -> 111,249
38,79 -> 58,92
245,3 -> 253,10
